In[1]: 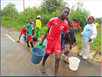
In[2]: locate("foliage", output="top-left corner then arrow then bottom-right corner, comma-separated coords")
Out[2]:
41,0 -> 66,13
1,3 -> 19,18
95,18 -> 102,25
69,2 -> 90,29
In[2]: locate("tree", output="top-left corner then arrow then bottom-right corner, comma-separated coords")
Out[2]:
69,2 -> 90,29
41,0 -> 66,13
1,3 -> 18,18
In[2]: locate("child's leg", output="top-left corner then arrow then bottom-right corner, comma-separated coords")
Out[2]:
41,53 -> 49,72
30,42 -> 34,48
25,34 -> 26,40
55,54 -> 60,76
64,44 -> 70,56
26,40 -> 30,47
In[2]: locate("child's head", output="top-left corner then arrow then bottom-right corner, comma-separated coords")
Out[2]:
29,19 -> 33,24
88,16 -> 94,24
68,20 -> 74,27
60,7 -> 70,20
37,15 -> 41,19
26,21 -> 29,23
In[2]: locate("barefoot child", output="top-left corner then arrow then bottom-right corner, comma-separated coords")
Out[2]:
39,7 -> 71,76
61,20 -> 76,63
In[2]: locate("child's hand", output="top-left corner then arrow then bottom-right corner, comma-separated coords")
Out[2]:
26,30 -> 29,33
17,40 -> 19,43
88,38 -> 92,42
39,42 -> 43,46
70,45 -> 72,49
80,34 -> 82,37
74,43 -> 77,46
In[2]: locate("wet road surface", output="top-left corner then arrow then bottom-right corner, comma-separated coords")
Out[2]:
1,26 -> 101,76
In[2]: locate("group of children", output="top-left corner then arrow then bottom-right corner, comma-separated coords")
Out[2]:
17,19 -> 34,48
17,6 -> 97,76
17,16 -> 42,48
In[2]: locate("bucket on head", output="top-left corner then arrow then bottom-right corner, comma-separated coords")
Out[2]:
31,47 -> 45,64
69,57 -> 80,71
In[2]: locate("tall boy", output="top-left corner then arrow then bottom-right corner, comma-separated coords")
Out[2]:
39,7 -> 72,76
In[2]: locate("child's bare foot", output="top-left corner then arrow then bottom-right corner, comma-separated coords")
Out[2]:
17,40 -> 19,43
41,65 -> 46,73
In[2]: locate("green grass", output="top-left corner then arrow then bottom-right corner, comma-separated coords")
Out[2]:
1,19 -> 25,30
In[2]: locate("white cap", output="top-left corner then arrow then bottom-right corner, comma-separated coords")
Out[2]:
37,15 -> 41,18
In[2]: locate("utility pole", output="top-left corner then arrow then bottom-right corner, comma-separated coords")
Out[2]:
23,0 -> 25,15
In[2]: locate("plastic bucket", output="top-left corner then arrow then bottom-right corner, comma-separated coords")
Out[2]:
69,57 -> 80,71
31,47 -> 45,64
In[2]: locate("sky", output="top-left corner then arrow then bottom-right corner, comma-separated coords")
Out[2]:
1,0 -> 102,18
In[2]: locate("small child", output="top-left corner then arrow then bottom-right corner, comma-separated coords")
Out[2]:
61,20 -> 76,63
26,19 -> 34,48
17,25 -> 27,43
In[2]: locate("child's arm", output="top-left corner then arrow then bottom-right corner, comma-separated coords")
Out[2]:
62,34 -> 66,50
39,28 -> 50,45
62,40 -> 65,50
24,26 -> 29,33
66,33 -> 72,49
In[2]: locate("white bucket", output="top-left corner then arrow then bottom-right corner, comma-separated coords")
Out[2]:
69,57 -> 80,71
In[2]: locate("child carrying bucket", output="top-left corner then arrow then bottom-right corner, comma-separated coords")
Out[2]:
61,20 -> 76,63
39,7 -> 71,76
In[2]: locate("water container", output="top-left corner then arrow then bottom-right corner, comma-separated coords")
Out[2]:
69,57 -> 80,71
31,47 -> 45,64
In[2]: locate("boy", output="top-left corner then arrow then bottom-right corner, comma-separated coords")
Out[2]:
26,19 -> 34,48
39,7 -> 71,76
61,20 -> 76,63
29,18 -> 35,36
17,25 -> 27,43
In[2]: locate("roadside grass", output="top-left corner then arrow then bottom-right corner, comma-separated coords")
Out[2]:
1,19 -> 25,30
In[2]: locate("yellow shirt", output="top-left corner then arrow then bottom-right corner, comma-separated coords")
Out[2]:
95,23 -> 99,27
36,19 -> 42,30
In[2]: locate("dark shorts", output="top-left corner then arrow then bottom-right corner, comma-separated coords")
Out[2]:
65,41 -> 73,45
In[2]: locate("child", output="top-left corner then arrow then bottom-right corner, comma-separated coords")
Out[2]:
35,15 -> 42,38
39,7 -> 71,76
29,18 -> 35,36
61,20 -> 76,63
78,16 -> 97,60
26,19 -> 34,48
17,25 -> 27,43
61,17 -> 69,51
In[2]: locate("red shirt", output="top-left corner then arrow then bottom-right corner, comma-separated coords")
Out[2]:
46,17 -> 69,41
74,23 -> 79,28
21,27 -> 26,34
